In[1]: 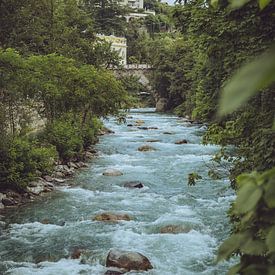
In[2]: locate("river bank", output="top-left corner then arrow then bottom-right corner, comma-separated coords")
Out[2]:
0,127 -> 114,213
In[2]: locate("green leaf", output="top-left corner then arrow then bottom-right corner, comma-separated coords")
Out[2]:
240,238 -> 267,255
211,0 -> 219,8
259,0 -> 272,9
217,233 -> 248,262
218,48 -> 275,116
235,182 -> 263,214
266,226 -> 275,253
228,264 -> 242,275
263,176 -> 275,208
229,0 -> 252,9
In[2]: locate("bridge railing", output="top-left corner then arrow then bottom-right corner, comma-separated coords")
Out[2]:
109,64 -> 152,70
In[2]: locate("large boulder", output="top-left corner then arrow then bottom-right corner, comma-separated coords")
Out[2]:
156,97 -> 168,112
123,181 -> 144,189
93,213 -> 131,222
159,225 -> 191,234
175,139 -> 188,145
106,249 -> 153,271
138,145 -> 156,152
103,169 -> 123,176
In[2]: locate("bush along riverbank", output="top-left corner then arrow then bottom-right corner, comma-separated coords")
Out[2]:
0,116 -> 114,211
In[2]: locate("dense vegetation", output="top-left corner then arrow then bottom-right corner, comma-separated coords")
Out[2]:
1,0 -> 275,273
0,0 -> 129,190
141,0 -> 275,273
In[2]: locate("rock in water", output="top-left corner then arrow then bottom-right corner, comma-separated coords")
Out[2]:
175,139 -> 188,144
103,169 -> 123,176
93,213 -> 131,222
106,249 -> 153,271
138,145 -> 156,152
156,97 -> 168,112
105,269 -> 125,275
159,225 -> 191,234
123,181 -> 144,189
146,139 -> 161,143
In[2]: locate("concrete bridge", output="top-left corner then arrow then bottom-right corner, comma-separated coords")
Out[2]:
110,64 -> 154,92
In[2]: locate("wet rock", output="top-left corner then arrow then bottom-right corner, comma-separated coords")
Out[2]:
138,145 -> 156,152
99,127 -> 115,135
156,97 -> 168,112
105,269 -> 126,275
41,219 -> 50,224
84,151 -> 95,159
43,175 -> 54,182
67,162 -> 78,169
146,139 -> 161,143
163,132 -> 173,135
28,181 -> 38,187
123,181 -> 144,189
103,169 -> 123,176
52,171 -> 65,178
27,181 -> 46,195
0,192 -> 6,202
78,161 -> 89,168
175,139 -> 188,145
127,124 -> 133,127
2,197 -> 16,206
55,165 -> 74,176
53,178 -> 66,184
159,225 -> 191,234
71,248 -> 87,259
138,126 -> 149,130
106,249 -> 153,271
134,120 -> 145,126
93,213 -> 131,222
148,127 -> 158,130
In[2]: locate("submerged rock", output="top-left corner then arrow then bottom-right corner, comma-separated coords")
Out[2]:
175,139 -> 188,145
103,169 -> 123,176
163,132 -> 173,135
105,269 -> 126,275
106,249 -> 153,271
123,181 -> 144,189
146,139 -> 161,143
138,145 -> 156,152
159,225 -> 191,234
93,213 -> 131,222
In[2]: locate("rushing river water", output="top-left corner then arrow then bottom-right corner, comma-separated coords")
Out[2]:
0,108 -> 235,275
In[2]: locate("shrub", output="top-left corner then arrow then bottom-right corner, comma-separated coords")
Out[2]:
44,119 -> 83,161
0,137 -> 57,189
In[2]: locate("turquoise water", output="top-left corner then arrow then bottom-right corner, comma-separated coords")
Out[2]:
0,108 -> 234,275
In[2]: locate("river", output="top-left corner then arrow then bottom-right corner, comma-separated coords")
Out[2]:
0,108 -> 235,275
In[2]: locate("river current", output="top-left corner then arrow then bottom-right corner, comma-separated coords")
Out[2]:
0,108 -> 235,275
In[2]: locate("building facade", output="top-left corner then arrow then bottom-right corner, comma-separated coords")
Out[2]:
96,34 -> 127,65
119,0 -> 144,10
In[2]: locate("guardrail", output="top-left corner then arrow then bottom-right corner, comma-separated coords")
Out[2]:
109,64 -> 152,70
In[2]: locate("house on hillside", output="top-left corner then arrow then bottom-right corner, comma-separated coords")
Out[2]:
96,34 -> 127,65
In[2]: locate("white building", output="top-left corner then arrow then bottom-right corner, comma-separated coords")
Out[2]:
119,0 -> 144,10
96,34 -> 127,65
